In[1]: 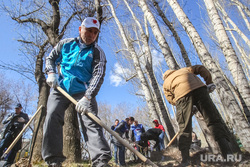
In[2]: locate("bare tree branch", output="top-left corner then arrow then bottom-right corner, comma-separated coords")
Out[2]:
59,9 -> 85,38
0,63 -> 35,84
12,17 -> 48,30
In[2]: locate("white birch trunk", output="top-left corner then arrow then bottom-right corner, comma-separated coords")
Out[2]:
166,0 -> 250,152
107,0 -> 160,121
230,0 -> 250,17
138,0 -> 180,70
236,5 -> 250,31
224,21 -> 250,80
152,0 -> 191,67
215,1 -> 250,48
205,0 -> 250,116
123,0 -> 176,140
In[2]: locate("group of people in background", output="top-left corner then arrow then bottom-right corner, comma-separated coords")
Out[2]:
110,117 -> 166,166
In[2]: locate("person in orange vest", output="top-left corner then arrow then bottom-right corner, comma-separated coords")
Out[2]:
152,120 -> 165,151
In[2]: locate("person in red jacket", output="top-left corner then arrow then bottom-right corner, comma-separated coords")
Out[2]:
153,120 -> 165,151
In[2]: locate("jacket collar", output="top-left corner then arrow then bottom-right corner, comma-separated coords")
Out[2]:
77,37 -> 95,50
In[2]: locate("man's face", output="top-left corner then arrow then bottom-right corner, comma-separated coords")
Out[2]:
134,121 -> 138,126
15,107 -> 22,114
79,26 -> 99,45
115,120 -> 119,126
128,120 -> 134,125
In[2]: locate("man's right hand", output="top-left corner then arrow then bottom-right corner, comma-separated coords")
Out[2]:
6,115 -> 14,121
46,73 -> 59,88
75,97 -> 91,115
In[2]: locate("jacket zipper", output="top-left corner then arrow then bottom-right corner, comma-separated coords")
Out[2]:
74,49 -> 82,66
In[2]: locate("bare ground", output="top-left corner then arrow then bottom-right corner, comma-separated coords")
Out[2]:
11,147 -> 250,167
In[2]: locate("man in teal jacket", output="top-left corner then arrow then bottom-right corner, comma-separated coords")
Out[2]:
43,17 -> 111,167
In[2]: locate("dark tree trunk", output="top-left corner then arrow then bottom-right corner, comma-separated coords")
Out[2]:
195,112 -> 220,154
63,103 -> 81,163
32,43 -> 50,163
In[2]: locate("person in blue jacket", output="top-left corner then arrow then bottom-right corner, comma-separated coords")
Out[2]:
0,103 -> 29,167
43,17 -> 111,167
130,120 -> 145,153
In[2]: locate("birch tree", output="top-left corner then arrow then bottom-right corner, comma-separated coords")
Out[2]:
0,73 -> 12,124
233,2 -> 250,31
224,21 -> 250,79
214,1 -> 250,48
205,0 -> 250,118
123,0 -> 176,140
152,0 -> 191,67
165,0 -> 250,152
106,0 -> 161,124
138,0 -> 180,70
230,0 -> 250,17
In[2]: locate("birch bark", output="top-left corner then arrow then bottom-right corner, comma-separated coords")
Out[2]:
138,0 -> 180,70
107,0 -> 160,121
214,1 -> 250,48
230,0 -> 250,17
152,0 -> 191,67
205,0 -> 250,117
123,0 -> 176,140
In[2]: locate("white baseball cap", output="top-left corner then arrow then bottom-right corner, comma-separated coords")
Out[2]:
81,17 -> 100,30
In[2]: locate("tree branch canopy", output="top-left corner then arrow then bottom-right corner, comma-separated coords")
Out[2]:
59,9 -> 85,38
12,17 -> 48,30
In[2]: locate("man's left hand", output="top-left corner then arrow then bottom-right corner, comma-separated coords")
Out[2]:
75,97 -> 91,115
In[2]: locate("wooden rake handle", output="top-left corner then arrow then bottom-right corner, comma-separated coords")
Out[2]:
166,131 -> 180,148
56,86 -> 158,167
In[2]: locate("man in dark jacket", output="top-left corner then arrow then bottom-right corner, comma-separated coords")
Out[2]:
112,117 -> 134,166
0,103 -> 29,167
139,128 -> 162,149
111,119 -> 119,130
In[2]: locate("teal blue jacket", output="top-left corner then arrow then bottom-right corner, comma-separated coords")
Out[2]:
45,37 -> 106,97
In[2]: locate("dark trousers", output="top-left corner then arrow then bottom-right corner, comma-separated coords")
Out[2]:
176,87 -> 229,151
155,131 -> 165,151
42,89 -> 111,166
0,132 -> 21,166
135,141 -> 142,153
113,144 -> 125,165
